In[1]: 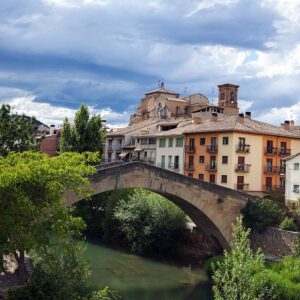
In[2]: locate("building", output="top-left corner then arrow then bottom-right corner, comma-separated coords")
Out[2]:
183,113 -> 300,196
283,153 -> 300,207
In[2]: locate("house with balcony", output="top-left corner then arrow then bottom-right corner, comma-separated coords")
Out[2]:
283,153 -> 300,207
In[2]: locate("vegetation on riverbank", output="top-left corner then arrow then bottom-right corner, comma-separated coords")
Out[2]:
72,189 -> 190,257
208,216 -> 300,300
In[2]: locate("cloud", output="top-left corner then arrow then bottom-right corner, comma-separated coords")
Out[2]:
0,0 -> 299,128
0,95 -> 129,127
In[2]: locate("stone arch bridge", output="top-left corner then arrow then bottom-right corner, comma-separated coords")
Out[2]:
64,161 -> 256,251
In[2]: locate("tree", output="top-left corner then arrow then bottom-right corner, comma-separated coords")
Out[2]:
114,189 -> 187,255
241,199 -> 284,232
0,151 -> 96,281
60,104 -> 105,156
212,215 -> 275,300
0,104 -> 37,156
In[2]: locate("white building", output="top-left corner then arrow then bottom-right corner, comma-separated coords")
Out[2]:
284,153 -> 300,207
154,120 -> 192,174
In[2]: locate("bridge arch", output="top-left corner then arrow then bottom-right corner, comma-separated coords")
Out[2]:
65,162 -> 255,250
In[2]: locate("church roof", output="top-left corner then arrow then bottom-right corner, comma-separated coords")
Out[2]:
145,84 -> 179,96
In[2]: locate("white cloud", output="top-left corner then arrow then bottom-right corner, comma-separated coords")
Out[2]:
0,95 -> 129,127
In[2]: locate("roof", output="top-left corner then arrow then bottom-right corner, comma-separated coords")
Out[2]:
217,83 -> 240,88
283,152 -> 300,161
145,85 -> 179,96
165,97 -> 188,103
183,115 -> 300,138
107,116 -> 190,137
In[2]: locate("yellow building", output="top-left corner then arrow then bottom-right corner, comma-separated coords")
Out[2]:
183,114 -> 300,196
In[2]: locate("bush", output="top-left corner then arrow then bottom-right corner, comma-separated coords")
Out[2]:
259,257 -> 300,300
280,217 -> 297,232
114,189 -> 188,255
241,199 -> 284,232
204,256 -> 223,278
8,239 -> 90,300
212,216 -> 275,300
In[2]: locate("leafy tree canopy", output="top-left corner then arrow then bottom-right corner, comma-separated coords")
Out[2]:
60,104 -> 105,156
0,151 -> 97,278
0,104 -> 37,156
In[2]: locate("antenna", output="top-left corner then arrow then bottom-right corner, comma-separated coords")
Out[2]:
183,86 -> 187,96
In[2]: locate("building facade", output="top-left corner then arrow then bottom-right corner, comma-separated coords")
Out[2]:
284,153 -> 300,207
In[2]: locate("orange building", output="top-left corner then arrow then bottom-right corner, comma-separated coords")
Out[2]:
183,114 -> 300,196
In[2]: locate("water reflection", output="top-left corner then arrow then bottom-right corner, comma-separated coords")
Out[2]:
85,241 -> 213,300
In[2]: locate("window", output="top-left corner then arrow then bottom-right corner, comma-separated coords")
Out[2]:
198,174 -> 204,180
199,156 -> 205,164
294,163 -> 300,170
168,138 -> 173,147
176,138 -> 183,147
144,151 -> 147,158
222,156 -> 228,164
293,185 -> 300,193
159,139 -> 166,148
188,173 -> 193,177
209,174 -> 216,184
223,137 -> 229,145
200,138 -> 206,145
148,138 -> 156,145
141,138 -> 147,145
168,155 -> 172,167
137,138 -> 140,143
174,156 -> 179,169
221,175 -> 227,183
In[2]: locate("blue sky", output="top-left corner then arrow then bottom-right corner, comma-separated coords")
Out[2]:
0,0 -> 300,126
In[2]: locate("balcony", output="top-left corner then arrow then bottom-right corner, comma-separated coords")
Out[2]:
205,163 -> 217,172
107,145 -> 123,151
264,165 -> 278,173
236,144 -> 250,153
185,163 -> 195,171
265,147 -> 277,155
185,145 -> 195,154
206,145 -> 218,153
263,185 -> 285,193
168,163 -> 180,172
235,164 -> 251,173
279,148 -> 291,157
235,183 -> 249,191
278,167 -> 286,176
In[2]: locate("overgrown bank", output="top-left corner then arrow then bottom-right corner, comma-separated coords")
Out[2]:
72,189 -> 212,261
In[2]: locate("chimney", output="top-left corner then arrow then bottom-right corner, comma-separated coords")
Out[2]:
238,113 -> 244,124
291,120 -> 295,129
211,112 -> 218,122
281,120 -> 291,130
245,111 -> 251,119
193,116 -> 202,124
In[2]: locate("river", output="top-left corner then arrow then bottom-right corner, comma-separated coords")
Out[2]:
85,240 -> 213,300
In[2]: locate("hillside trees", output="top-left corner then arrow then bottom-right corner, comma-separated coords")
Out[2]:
0,104 -> 37,156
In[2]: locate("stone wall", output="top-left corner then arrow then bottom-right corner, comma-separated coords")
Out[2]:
251,227 -> 300,258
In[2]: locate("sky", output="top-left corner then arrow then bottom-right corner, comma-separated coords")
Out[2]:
0,0 -> 300,127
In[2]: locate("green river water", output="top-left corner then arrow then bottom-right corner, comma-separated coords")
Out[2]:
85,240 -> 213,300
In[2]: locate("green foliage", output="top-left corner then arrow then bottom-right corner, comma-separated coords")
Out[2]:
88,287 -> 121,300
256,257 -> 300,300
241,199 -> 284,232
60,104 -> 105,157
212,215 -> 275,300
114,189 -> 187,255
0,104 -> 37,156
0,151 -> 95,274
280,217 -> 297,231
8,239 -> 91,300
204,255 -> 223,278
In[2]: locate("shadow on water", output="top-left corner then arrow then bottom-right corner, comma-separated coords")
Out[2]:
85,240 -> 213,300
